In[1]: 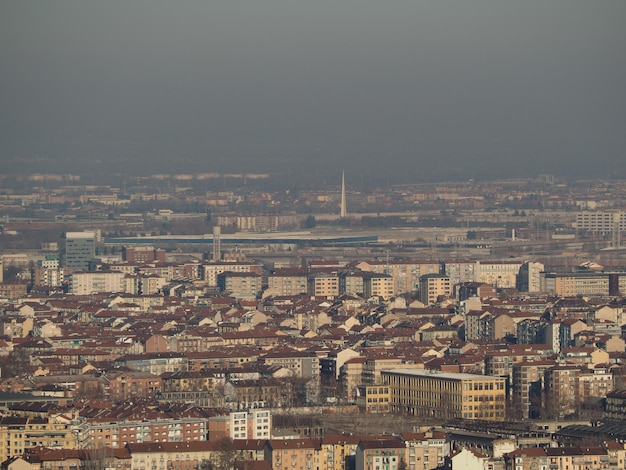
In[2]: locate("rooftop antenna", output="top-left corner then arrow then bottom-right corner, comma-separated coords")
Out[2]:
340,171 -> 347,218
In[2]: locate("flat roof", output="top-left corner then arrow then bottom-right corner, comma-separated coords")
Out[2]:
105,233 -> 378,245
382,369 -> 506,381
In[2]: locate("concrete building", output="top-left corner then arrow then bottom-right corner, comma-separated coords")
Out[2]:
122,245 -> 166,264
357,260 -> 441,295
477,260 -> 523,289
356,438 -> 407,470
64,231 -> 96,271
217,271 -> 263,296
207,409 -> 271,441
203,262 -> 263,287
444,260 -> 480,286
540,271 -> 626,297
267,268 -> 309,296
265,439 -> 322,470
362,272 -> 395,300
544,366 -> 580,419
419,274 -> 452,306
0,416 -> 75,463
382,369 -> 507,420
575,211 -> 626,236
308,273 -> 340,297
69,270 -> 125,294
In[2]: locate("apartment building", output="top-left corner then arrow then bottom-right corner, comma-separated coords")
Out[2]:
356,438 -> 407,470
511,361 -> 553,419
264,439 -> 322,470
544,366 -> 580,419
262,350 -> 320,379
69,270 -> 125,294
419,274 -> 451,306
362,272 -> 395,300
477,260 -> 523,289
217,272 -> 263,296
356,260 -> 441,295
540,271 -> 626,297
0,416 -> 75,463
308,273 -> 340,297
575,211 -> 626,235
267,268 -> 309,296
207,410 -> 271,441
356,384 -> 391,413
402,431 -> 447,470
122,245 -> 166,264
320,434 -> 362,470
382,369 -> 507,420
443,260 -> 479,286
203,262 -> 263,287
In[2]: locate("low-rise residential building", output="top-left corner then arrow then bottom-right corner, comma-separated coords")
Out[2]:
356,438 -> 406,470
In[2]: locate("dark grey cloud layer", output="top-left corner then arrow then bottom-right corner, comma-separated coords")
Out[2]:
1,1 -> 625,181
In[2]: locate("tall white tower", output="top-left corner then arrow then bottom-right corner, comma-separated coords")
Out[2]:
340,171 -> 347,218
213,226 -> 222,261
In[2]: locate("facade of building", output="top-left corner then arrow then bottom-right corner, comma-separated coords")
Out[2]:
203,262 -> 264,287
308,273 -> 340,297
540,271 -> 626,297
544,366 -> 580,419
0,417 -> 75,463
122,246 -> 166,264
69,271 -> 126,295
477,260 -> 523,289
217,272 -> 263,296
355,438 -> 407,470
362,273 -> 395,300
357,260 -> 441,295
356,384 -> 391,413
382,369 -> 507,421
575,211 -> 626,235
65,231 -> 96,271
419,274 -> 452,306
267,269 -> 309,296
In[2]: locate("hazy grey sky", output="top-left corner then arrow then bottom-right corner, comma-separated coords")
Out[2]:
1,1 -> 625,181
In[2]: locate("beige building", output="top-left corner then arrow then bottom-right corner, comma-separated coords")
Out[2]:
203,262 -> 263,287
267,269 -> 309,296
320,434 -> 362,470
419,274 -> 451,306
357,260 -> 441,295
0,416 -> 75,463
217,272 -> 263,296
264,439 -> 322,470
402,431 -> 447,470
363,272 -> 395,300
356,384 -> 391,413
308,273 -> 340,297
477,260 -> 523,289
541,271 -> 626,297
382,369 -> 507,421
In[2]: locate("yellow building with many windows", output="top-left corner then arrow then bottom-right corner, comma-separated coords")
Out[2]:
381,369 -> 507,421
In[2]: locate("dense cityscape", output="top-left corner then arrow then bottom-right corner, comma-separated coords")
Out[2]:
1,173 -> 626,469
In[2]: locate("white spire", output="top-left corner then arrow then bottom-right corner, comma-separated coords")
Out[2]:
340,171 -> 347,218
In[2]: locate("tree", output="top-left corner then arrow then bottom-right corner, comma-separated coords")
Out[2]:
210,437 -> 238,470
303,215 -> 316,229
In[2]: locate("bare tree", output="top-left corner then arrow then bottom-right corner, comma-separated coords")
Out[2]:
210,437 -> 239,470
